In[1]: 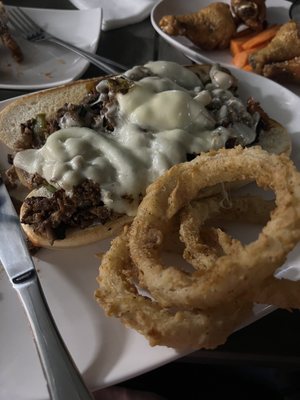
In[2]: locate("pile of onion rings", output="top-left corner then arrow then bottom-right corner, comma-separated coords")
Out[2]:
95,146 -> 300,349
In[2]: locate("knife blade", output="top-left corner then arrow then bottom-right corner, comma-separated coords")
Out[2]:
0,178 -> 35,284
0,177 -> 94,400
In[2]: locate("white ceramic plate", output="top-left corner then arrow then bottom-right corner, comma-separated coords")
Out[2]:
151,0 -> 300,97
68,0 -> 157,31
1,68 -> 300,399
0,6 -> 102,90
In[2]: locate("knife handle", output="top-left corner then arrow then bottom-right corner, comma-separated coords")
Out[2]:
15,272 -> 94,400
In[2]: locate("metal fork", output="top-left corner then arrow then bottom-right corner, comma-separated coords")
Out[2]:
8,7 -> 127,75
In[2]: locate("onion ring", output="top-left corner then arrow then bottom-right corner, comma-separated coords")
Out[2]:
179,195 -> 274,270
180,225 -> 237,271
95,228 -> 253,349
179,194 -> 300,309
128,146 -> 300,309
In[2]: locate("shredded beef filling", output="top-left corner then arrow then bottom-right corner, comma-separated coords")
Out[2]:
13,88 -> 98,151
247,97 -> 272,131
21,180 -> 113,243
14,79 -> 128,151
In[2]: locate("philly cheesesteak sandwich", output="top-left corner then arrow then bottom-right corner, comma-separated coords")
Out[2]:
0,61 -> 291,248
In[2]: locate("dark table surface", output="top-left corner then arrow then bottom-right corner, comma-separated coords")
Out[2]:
1,0 -> 300,398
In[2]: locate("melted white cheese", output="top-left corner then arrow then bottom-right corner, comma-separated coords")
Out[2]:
118,89 -> 215,132
14,123 -> 230,215
144,60 -> 202,89
14,61 -> 251,216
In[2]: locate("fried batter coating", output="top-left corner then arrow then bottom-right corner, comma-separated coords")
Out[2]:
159,3 -> 237,50
0,1 -> 23,63
262,57 -> 300,84
249,21 -> 300,74
231,0 -> 266,31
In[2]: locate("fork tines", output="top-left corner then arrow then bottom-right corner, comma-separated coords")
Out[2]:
8,7 -> 43,40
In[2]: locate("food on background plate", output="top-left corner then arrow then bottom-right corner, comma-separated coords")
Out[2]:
229,18 -> 300,84
249,21 -> 300,82
262,57 -> 300,84
230,24 -> 281,69
230,0 -> 266,31
0,1 -> 23,63
0,61 -> 291,248
95,146 -> 300,349
158,0 -> 267,51
159,2 -> 237,50
158,1 -> 300,85
229,20 -> 300,84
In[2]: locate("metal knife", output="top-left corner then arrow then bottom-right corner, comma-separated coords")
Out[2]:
0,177 -> 94,400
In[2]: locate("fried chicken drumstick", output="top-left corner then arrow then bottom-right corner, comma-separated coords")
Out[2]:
159,2 -> 237,50
262,57 -> 300,84
249,21 -> 300,75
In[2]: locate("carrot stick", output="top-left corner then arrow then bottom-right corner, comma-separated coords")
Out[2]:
232,45 -> 266,68
232,49 -> 254,68
230,29 -> 257,56
243,64 -> 253,72
230,30 -> 262,56
230,39 -> 244,56
241,24 -> 281,50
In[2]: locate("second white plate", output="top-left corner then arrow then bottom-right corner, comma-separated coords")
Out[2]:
151,0 -> 289,66
0,6 -> 102,90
